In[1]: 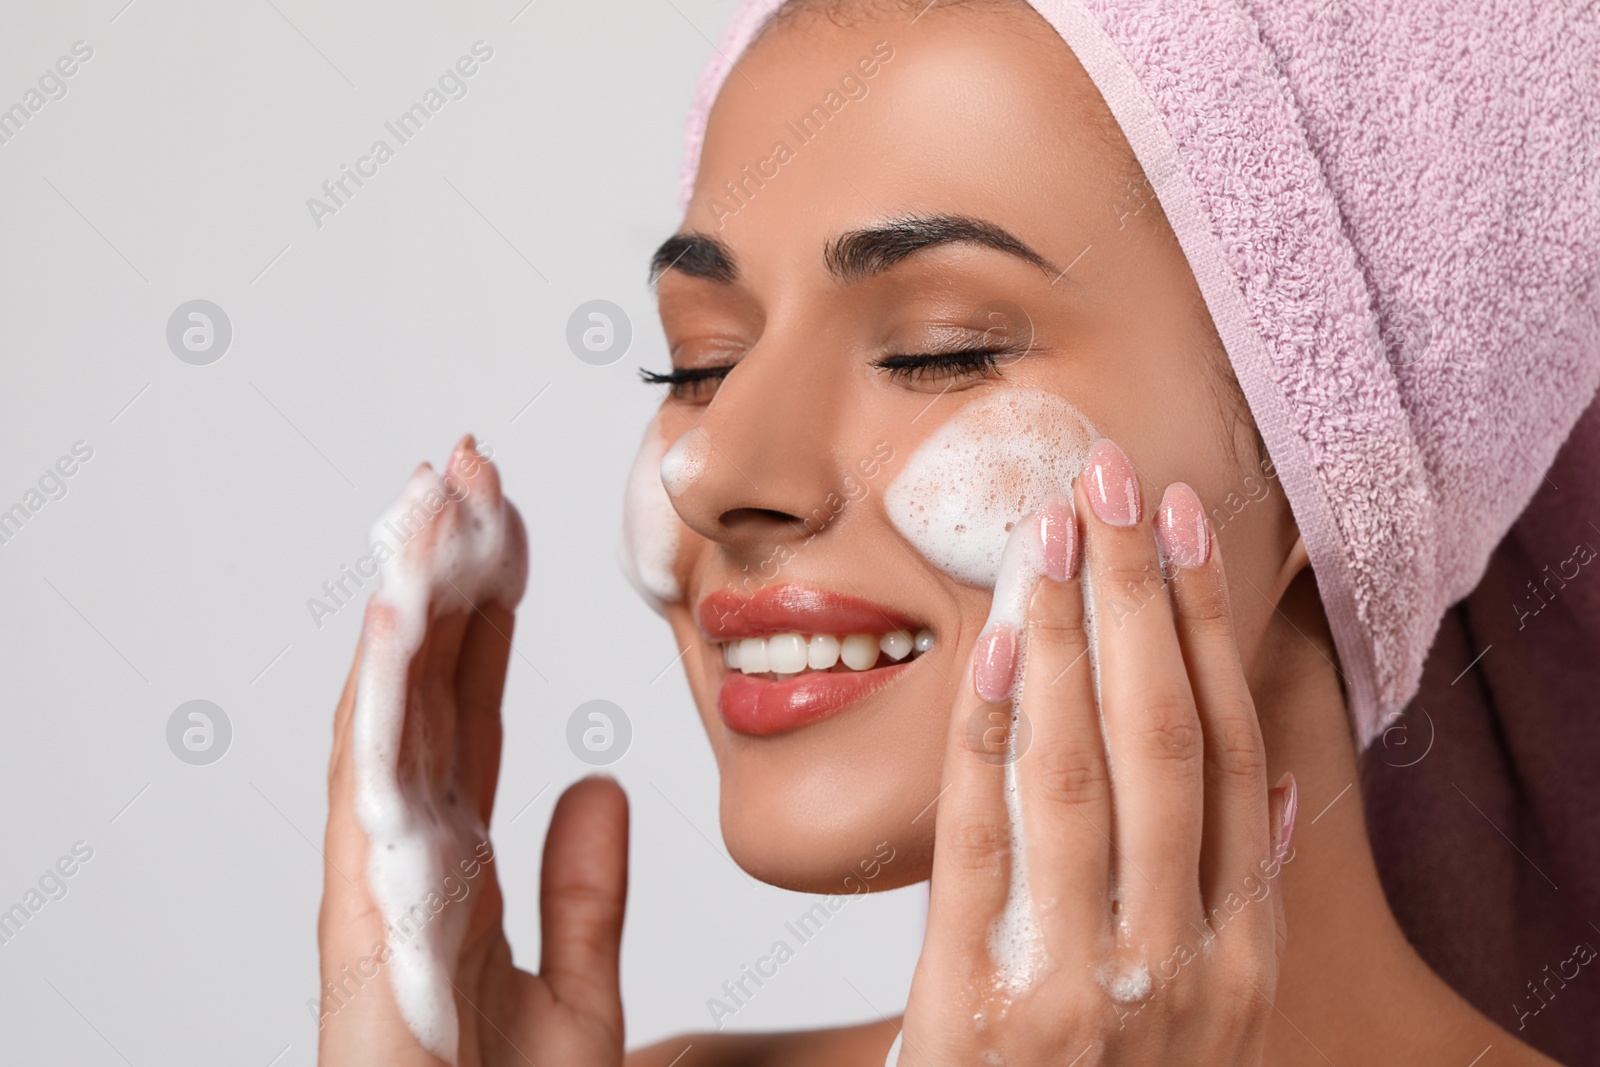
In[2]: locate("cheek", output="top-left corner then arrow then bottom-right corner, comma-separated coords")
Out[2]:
619,415 -> 690,609
884,388 -> 1098,587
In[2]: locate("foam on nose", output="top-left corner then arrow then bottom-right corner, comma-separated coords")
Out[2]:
659,430 -> 708,498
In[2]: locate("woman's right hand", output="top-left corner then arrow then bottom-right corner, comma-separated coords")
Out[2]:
316,437 -> 630,1066
898,448 -> 1293,1066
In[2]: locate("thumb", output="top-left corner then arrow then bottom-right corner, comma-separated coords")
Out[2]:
540,774 -> 629,1036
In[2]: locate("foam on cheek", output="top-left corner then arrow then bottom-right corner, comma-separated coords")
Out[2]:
352,454 -> 528,1064
885,389 -> 1098,588
618,417 -> 686,610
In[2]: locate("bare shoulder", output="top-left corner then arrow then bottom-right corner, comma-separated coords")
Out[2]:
627,1019 -> 900,1067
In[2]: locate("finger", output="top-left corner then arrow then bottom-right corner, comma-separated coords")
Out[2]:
1153,483 -> 1271,908
323,633 -> 371,918
454,602 -> 515,826
924,516 -> 1035,971
1267,774 -> 1294,960
328,638 -> 363,799
540,775 -> 629,1038
447,435 -> 529,615
420,611 -> 470,789
1011,498 -> 1114,950
1077,439 -> 1205,935
414,437 -> 503,790
320,619 -> 440,1065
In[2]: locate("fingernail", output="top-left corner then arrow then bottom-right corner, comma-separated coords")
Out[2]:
1039,498 -> 1077,581
447,435 -> 477,476
1273,771 -> 1298,856
1086,439 -> 1142,526
973,622 -> 1017,703
1155,483 -> 1211,569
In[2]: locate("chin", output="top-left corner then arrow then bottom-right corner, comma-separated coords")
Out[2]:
663,582 -> 975,893
709,682 -> 946,895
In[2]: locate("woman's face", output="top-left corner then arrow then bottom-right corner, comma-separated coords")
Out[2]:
634,2 -> 1299,892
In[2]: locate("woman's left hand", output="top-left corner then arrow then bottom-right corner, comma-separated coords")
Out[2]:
896,438 -> 1297,1066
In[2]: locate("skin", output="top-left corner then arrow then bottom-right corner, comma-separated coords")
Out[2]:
316,3 -> 1562,1065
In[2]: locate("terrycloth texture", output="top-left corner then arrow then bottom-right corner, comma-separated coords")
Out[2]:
1364,394 -> 1600,1061
674,0 -> 1600,747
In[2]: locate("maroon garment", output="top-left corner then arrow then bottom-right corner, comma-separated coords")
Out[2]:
1363,397 -> 1600,1064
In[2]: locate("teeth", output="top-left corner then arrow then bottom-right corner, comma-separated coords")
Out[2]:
768,633 -> 807,674
723,628 -> 934,676
841,633 -> 879,671
808,634 -> 841,670
738,637 -> 769,674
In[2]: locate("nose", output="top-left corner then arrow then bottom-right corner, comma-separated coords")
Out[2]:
663,338 -> 849,558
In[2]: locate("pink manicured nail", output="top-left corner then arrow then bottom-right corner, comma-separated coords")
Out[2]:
1085,439 -> 1142,527
1274,772 -> 1299,856
1039,499 -> 1077,581
1155,483 -> 1211,569
973,622 -> 1017,703
446,434 -> 477,475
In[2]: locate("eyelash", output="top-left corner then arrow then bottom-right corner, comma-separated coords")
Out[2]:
638,347 -> 1010,401
869,348 -> 1007,383
638,365 -> 731,402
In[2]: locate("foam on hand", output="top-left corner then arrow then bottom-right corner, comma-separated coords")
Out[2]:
619,414 -> 686,610
984,516 -> 1049,996
351,440 -> 528,1064
1098,959 -> 1154,1003
885,389 -> 1098,588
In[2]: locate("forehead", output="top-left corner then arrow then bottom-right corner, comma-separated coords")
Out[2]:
683,5 -> 1124,273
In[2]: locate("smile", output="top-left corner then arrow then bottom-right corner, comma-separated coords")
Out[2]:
697,585 -> 935,736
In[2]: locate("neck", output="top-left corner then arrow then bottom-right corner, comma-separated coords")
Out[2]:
1250,571 -> 1533,1063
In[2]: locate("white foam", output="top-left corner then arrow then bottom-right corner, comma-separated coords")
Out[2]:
885,389 -> 1098,587
659,431 -> 707,498
1098,959 -> 1153,1003
352,447 -> 528,1063
619,414 -> 685,610
984,517 -> 1049,995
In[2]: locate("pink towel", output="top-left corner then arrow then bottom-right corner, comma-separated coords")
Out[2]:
1366,398 -> 1600,1059
674,0 -> 1600,748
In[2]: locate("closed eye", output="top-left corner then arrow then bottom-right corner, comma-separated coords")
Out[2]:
639,364 -> 733,402
870,348 -> 1007,383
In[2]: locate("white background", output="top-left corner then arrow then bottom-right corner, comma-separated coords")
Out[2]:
0,0 -> 924,1060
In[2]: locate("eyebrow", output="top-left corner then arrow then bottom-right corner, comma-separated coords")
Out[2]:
648,213 -> 1061,285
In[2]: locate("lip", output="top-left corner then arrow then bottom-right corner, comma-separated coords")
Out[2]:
719,663 -> 914,736
698,583 -> 927,737
697,583 -> 921,640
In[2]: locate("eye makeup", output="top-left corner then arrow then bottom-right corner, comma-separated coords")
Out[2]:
870,346 -> 1008,383
638,364 -> 732,403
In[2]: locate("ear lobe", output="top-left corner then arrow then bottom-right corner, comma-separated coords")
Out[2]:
1267,535 -> 1312,604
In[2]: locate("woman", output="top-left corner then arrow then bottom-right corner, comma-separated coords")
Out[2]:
315,0 -> 1600,1063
